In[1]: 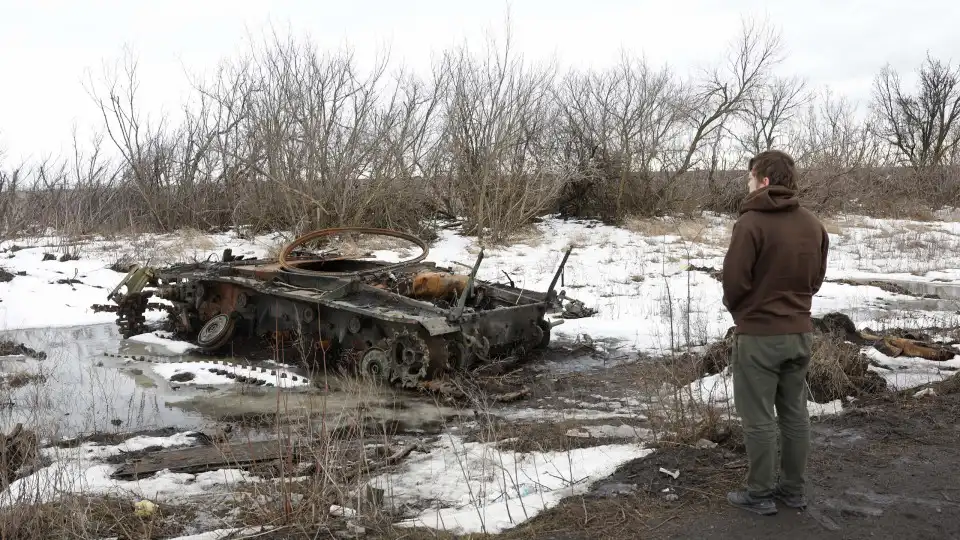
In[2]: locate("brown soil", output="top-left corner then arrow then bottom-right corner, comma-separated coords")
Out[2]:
480,377 -> 960,540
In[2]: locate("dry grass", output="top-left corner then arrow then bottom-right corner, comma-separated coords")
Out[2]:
499,222 -> 547,249
623,215 -> 721,245
806,333 -> 888,402
820,216 -> 845,235
0,494 -> 192,539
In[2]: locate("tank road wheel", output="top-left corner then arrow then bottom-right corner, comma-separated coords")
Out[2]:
360,349 -> 391,382
196,313 -> 236,352
388,331 -> 431,389
445,339 -> 472,372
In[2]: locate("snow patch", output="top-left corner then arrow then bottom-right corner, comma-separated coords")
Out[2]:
127,332 -> 197,354
166,527 -> 275,540
684,368 -> 845,418
369,435 -> 651,534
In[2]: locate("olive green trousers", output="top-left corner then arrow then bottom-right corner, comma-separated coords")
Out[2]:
731,333 -> 813,497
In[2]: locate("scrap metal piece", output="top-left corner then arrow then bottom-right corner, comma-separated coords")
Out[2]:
449,249 -> 484,322
546,246 -> 573,300
106,265 -> 156,304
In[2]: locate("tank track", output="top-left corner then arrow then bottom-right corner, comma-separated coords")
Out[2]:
100,351 -> 311,387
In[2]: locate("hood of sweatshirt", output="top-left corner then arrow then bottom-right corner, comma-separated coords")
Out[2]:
739,185 -> 800,214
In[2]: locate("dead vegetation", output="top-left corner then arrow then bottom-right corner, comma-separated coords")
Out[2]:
0,493 -> 193,540
0,372 -> 47,390
806,333 -> 888,401
2,19 -> 959,245
673,312 -> 902,404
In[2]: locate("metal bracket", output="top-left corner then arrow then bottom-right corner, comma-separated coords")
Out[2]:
448,248 -> 485,322
546,246 -> 573,301
107,265 -> 156,303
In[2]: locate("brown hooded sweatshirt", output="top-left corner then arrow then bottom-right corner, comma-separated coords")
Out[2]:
721,185 -> 830,335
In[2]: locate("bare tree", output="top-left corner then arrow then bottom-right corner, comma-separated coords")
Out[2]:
217,28 -> 444,234
555,51 -> 686,218
798,88 -> 882,171
787,88 -> 889,211
666,18 -> 786,205
871,53 -> 960,171
437,22 -> 566,241
731,74 -> 811,156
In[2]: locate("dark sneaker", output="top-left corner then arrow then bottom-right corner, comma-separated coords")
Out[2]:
773,487 -> 807,509
727,490 -> 778,515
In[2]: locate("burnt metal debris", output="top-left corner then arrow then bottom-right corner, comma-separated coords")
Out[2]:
92,227 -> 588,389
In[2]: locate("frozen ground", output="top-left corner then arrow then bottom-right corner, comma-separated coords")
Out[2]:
0,212 -> 958,535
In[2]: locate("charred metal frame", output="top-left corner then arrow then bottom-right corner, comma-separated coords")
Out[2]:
96,231 -> 577,389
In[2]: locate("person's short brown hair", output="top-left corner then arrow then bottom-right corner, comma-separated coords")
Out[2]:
748,150 -> 797,190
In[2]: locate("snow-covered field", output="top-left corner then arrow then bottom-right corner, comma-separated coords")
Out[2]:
0,211 -> 958,536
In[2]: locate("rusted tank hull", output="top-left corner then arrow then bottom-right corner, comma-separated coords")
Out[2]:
95,228 -> 577,389
151,262 -> 559,388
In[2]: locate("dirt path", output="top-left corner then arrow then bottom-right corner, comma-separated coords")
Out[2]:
486,378 -> 960,540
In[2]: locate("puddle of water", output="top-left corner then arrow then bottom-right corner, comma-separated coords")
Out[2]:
0,323 -> 467,440
847,277 -> 960,302
534,351 -> 637,375
169,376 -> 468,434
884,296 -> 960,312
0,324 -> 210,438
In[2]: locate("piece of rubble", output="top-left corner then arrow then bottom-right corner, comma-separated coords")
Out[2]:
562,298 -> 598,319
565,424 -> 653,440
330,505 -> 357,518
914,388 -> 937,398
866,335 -> 957,362
695,438 -> 718,449
169,371 -> 196,383
659,467 -> 680,480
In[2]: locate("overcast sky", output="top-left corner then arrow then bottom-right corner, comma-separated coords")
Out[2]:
1,0 -> 957,163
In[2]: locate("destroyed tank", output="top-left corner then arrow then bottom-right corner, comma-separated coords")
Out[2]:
94,227 -> 574,388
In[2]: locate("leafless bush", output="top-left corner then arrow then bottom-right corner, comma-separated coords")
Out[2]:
551,51 -> 687,221
0,494 -> 185,539
434,24 -> 569,242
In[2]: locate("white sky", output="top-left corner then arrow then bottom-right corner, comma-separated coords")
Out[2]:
1,0 -> 957,163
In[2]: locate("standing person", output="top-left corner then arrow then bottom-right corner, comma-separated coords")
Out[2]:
721,149 -> 830,515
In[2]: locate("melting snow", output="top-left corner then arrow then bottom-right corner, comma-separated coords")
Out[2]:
127,331 -> 198,354
369,434 -> 652,534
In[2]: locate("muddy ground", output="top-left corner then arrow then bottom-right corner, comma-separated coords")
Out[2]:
114,375 -> 957,540
2,311 -> 958,539
479,377 -> 960,540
